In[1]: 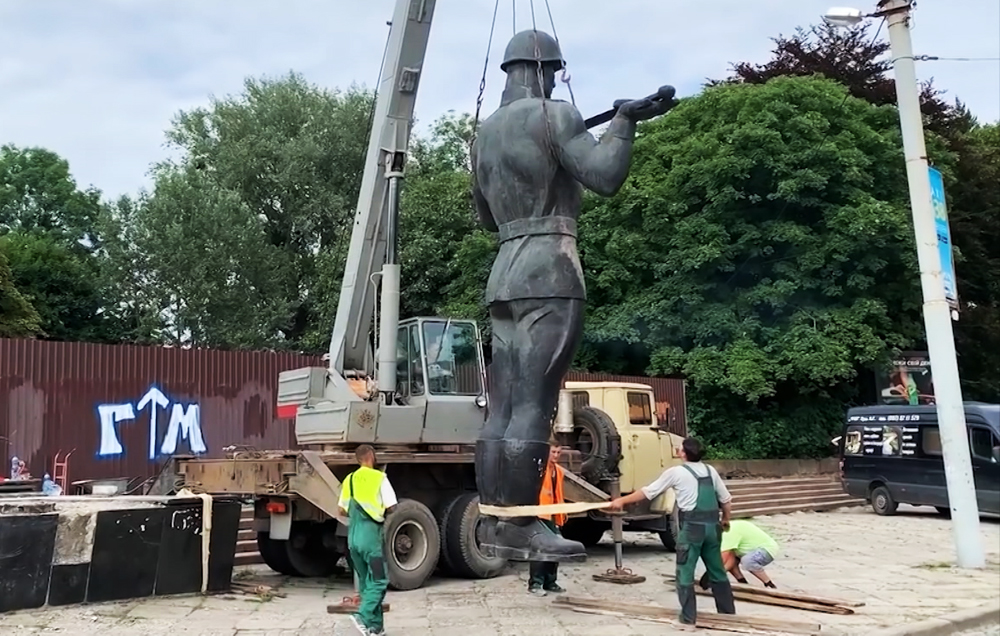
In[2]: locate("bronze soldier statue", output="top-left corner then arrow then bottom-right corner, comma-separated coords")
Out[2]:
472,29 -> 677,562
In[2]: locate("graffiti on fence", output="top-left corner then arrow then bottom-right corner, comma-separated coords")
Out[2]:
96,385 -> 207,459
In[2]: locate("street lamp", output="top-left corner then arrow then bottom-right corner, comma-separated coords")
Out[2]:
824,0 -> 985,570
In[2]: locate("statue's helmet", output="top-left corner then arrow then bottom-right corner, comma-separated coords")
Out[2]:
500,29 -> 565,72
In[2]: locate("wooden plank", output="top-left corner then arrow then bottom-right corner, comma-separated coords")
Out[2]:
732,583 -> 865,608
666,575 -> 863,608
479,501 -> 612,517
562,605 -> 769,635
554,596 -> 822,635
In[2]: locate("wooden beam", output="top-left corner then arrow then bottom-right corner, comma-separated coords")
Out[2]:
553,595 -> 822,635
664,575 -> 854,616
479,501 -> 612,517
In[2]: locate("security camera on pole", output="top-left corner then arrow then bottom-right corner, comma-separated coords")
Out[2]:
823,1 -> 985,569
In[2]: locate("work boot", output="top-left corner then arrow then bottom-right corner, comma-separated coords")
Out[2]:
528,584 -> 547,597
482,440 -> 587,563
543,583 -> 566,593
711,580 -> 737,615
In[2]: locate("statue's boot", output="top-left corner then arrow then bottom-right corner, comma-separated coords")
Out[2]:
479,439 -> 587,563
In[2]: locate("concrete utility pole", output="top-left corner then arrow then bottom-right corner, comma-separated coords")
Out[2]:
824,1 -> 985,568
877,0 -> 985,568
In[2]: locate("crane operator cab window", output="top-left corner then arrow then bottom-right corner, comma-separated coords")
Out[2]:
396,324 -> 425,399
421,320 -> 483,396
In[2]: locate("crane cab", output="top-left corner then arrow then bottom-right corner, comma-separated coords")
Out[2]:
278,317 -> 488,447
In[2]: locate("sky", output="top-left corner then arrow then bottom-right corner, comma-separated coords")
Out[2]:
1,0 -> 997,199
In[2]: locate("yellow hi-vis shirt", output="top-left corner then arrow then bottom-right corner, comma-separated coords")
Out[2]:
339,466 -> 395,523
721,519 -> 780,558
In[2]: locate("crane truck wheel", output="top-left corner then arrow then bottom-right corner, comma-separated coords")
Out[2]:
256,532 -> 298,576
435,494 -> 464,575
443,493 -> 507,579
384,499 -> 440,591
284,521 -> 338,577
573,406 -> 621,482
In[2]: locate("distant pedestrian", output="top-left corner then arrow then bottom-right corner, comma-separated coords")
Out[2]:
528,440 -> 569,596
338,445 -> 397,636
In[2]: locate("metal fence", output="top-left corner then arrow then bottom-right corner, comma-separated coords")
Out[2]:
1,339 -> 685,484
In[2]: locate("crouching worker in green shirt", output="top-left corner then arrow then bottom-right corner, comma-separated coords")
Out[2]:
338,444 -> 398,636
700,519 -> 780,590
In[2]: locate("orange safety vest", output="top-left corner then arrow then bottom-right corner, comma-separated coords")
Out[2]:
538,460 -> 567,527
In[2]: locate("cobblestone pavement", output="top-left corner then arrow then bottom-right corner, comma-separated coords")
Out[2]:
3,506 -> 998,636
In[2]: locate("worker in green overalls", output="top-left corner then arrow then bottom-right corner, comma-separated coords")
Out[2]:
338,444 -> 397,636
609,437 -> 736,625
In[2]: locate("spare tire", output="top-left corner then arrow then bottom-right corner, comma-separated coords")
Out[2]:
573,406 -> 621,482
443,493 -> 507,579
384,499 -> 440,591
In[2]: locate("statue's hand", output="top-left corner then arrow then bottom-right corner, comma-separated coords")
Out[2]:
615,85 -> 677,122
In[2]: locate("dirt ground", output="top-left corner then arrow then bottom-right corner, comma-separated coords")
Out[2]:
3,505 -> 999,636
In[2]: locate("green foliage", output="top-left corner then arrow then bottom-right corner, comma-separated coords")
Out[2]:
0,231 -> 113,342
0,249 -> 42,338
948,123 -> 1000,402
398,112 -> 497,332
579,76 -> 926,458
0,145 -> 103,250
101,73 -> 374,350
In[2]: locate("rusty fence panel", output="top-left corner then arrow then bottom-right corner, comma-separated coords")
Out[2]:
1,338 -> 687,485
0,339 -> 322,486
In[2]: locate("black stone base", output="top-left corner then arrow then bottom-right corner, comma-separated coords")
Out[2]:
0,497 -> 241,613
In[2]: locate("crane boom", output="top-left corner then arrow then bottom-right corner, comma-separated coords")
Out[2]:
328,0 -> 437,386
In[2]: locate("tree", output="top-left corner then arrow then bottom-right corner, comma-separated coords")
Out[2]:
948,123 -> 1000,402
718,22 -> 999,403
398,112 -> 496,329
0,231 -> 112,342
718,23 -> 975,140
0,145 -> 103,250
0,249 -> 42,338
102,73 -> 375,350
578,76 -> 928,458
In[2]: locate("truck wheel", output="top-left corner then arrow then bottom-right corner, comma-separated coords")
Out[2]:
443,493 -> 507,579
256,532 -> 298,576
385,499 -> 440,591
436,494 -> 463,575
285,522 -> 337,577
560,518 -> 607,548
573,406 -> 621,482
871,485 -> 898,516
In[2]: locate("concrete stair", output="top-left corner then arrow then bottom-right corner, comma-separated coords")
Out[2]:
231,476 -> 864,568
728,476 -> 864,518
234,512 -> 263,567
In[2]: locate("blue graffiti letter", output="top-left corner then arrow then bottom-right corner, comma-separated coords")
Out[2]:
160,404 -> 207,455
97,403 -> 136,456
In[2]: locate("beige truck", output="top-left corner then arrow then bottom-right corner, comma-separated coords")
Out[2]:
170,377 -> 684,591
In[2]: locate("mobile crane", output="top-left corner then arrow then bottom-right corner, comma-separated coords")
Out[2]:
170,0 -> 686,591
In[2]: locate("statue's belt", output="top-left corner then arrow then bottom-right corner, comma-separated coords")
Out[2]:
498,216 -> 577,244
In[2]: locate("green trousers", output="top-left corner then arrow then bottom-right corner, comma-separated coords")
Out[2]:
676,521 -> 732,624
348,508 -> 388,633
528,520 -> 560,588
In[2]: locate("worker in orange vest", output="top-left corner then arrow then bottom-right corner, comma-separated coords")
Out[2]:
528,440 -> 568,596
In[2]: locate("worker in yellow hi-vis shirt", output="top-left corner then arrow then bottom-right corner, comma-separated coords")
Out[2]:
338,445 -> 397,636
700,519 -> 780,590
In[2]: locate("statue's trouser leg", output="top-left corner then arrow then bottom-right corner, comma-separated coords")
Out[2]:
478,298 -> 587,563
